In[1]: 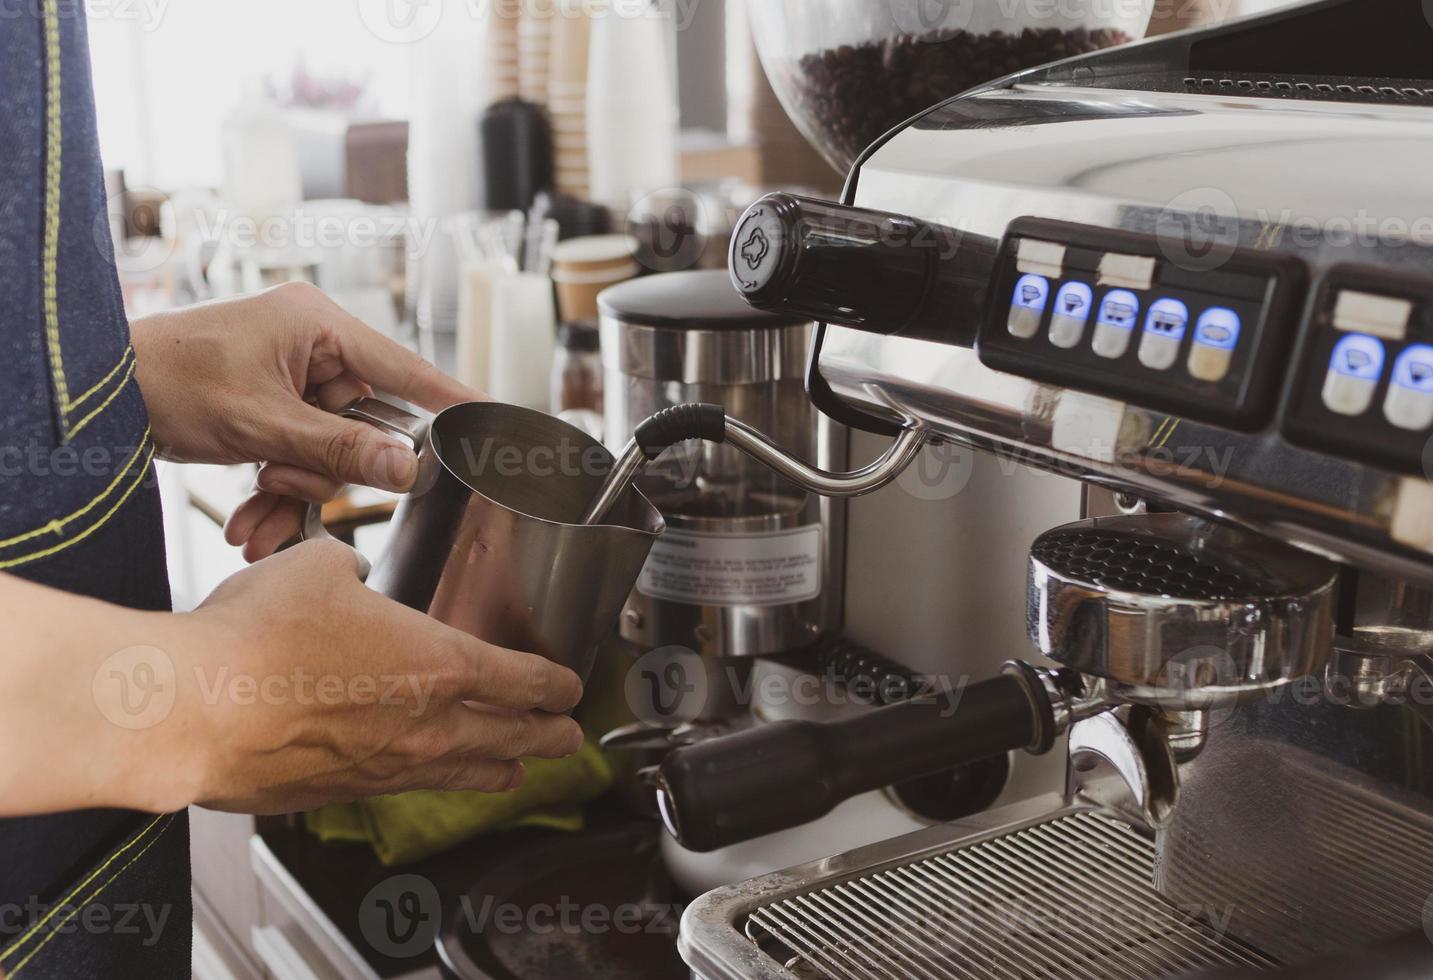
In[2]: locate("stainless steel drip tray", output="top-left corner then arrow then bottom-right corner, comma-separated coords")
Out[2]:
679,797 -> 1277,980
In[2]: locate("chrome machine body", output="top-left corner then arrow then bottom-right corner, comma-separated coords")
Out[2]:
681,2 -> 1433,977
599,272 -> 850,662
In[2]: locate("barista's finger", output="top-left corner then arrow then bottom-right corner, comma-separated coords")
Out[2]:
242,499 -> 305,563
389,758 -> 525,796
446,703 -> 585,761
256,463 -> 345,505
314,372 -> 373,412
224,491 -> 282,548
451,640 -> 585,714
274,405 -> 419,493
332,309 -> 483,412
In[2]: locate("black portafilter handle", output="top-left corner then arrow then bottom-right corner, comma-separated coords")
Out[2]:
653,662 -> 1076,853
728,192 -> 997,347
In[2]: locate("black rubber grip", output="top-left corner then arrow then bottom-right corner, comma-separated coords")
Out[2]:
728,192 -> 996,347
655,666 -> 1052,853
634,403 -> 727,460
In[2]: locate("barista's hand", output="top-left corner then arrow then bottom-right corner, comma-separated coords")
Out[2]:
131,282 -> 481,562
164,541 -> 585,814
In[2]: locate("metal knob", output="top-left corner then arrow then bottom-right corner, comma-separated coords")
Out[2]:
1027,514 -> 1340,709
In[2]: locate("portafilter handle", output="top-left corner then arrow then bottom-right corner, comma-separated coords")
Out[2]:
650,662 -> 1097,853
729,192 -> 998,347
581,403 -> 928,526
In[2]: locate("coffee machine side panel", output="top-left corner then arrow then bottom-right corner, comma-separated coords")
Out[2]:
842,431 -> 1082,804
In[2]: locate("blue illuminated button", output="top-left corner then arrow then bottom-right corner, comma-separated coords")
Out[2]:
1008,274 -> 1050,339
1384,344 -> 1433,431
1138,298 -> 1190,371
1049,282 -> 1094,349
1188,307 -> 1243,382
1092,289 -> 1140,359
1322,333 -> 1385,416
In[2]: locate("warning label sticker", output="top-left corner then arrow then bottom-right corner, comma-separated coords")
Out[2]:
637,526 -> 823,607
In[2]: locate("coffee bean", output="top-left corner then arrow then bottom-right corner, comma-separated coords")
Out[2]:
789,26 -> 1132,168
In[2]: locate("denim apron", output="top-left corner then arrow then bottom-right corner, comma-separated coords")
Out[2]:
0,2 -> 190,976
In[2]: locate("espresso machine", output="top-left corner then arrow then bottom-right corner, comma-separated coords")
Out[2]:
640,1 -> 1433,976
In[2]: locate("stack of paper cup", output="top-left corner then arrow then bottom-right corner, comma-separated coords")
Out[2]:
488,271 -> 559,411
456,262 -> 497,392
586,2 -> 679,213
548,0 -> 593,199
489,7 -> 521,100
518,5 -> 553,108
550,234 -> 639,322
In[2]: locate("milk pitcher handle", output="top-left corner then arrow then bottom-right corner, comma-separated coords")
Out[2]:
299,396 -> 430,580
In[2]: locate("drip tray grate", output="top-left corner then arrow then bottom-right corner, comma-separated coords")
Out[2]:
739,811 -> 1277,980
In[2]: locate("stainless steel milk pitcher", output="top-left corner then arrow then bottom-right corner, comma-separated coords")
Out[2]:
303,397 -> 665,683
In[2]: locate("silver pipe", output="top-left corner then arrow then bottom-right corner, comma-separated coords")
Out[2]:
581,438 -> 647,526
581,417 -> 929,525
723,417 -> 927,499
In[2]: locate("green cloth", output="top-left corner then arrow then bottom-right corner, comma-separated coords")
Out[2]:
305,641 -> 642,866
305,741 -> 613,866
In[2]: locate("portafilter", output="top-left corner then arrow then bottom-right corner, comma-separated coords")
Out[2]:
648,513 -> 1340,852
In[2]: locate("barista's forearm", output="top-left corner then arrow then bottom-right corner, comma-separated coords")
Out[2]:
0,572 -> 201,816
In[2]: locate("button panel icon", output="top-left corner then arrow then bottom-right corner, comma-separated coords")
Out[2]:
1049,282 -> 1094,349
1093,290 -> 1140,359
1322,333 -> 1386,417
1189,308 -> 1243,383
1008,274 -> 1050,339
1138,298 -> 1190,371
1384,344 -> 1433,431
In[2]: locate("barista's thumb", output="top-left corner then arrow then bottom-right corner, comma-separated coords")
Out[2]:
280,405 -> 420,493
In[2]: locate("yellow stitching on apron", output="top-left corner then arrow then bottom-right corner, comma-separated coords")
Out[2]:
0,442 -> 157,569
0,430 -> 151,550
4,815 -> 174,978
0,814 -> 167,965
69,347 -> 134,412
41,0 -> 70,421
64,357 -> 137,440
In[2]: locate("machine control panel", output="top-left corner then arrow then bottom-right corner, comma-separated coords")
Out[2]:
1283,267 -> 1433,473
978,219 -> 1304,431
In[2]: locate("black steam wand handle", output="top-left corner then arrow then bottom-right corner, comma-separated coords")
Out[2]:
728,192 -> 998,347
652,662 -> 1078,853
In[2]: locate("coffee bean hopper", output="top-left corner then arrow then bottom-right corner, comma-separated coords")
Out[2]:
624,2 -> 1433,978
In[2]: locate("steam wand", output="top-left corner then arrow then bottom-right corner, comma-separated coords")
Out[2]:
581,403 -> 930,526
